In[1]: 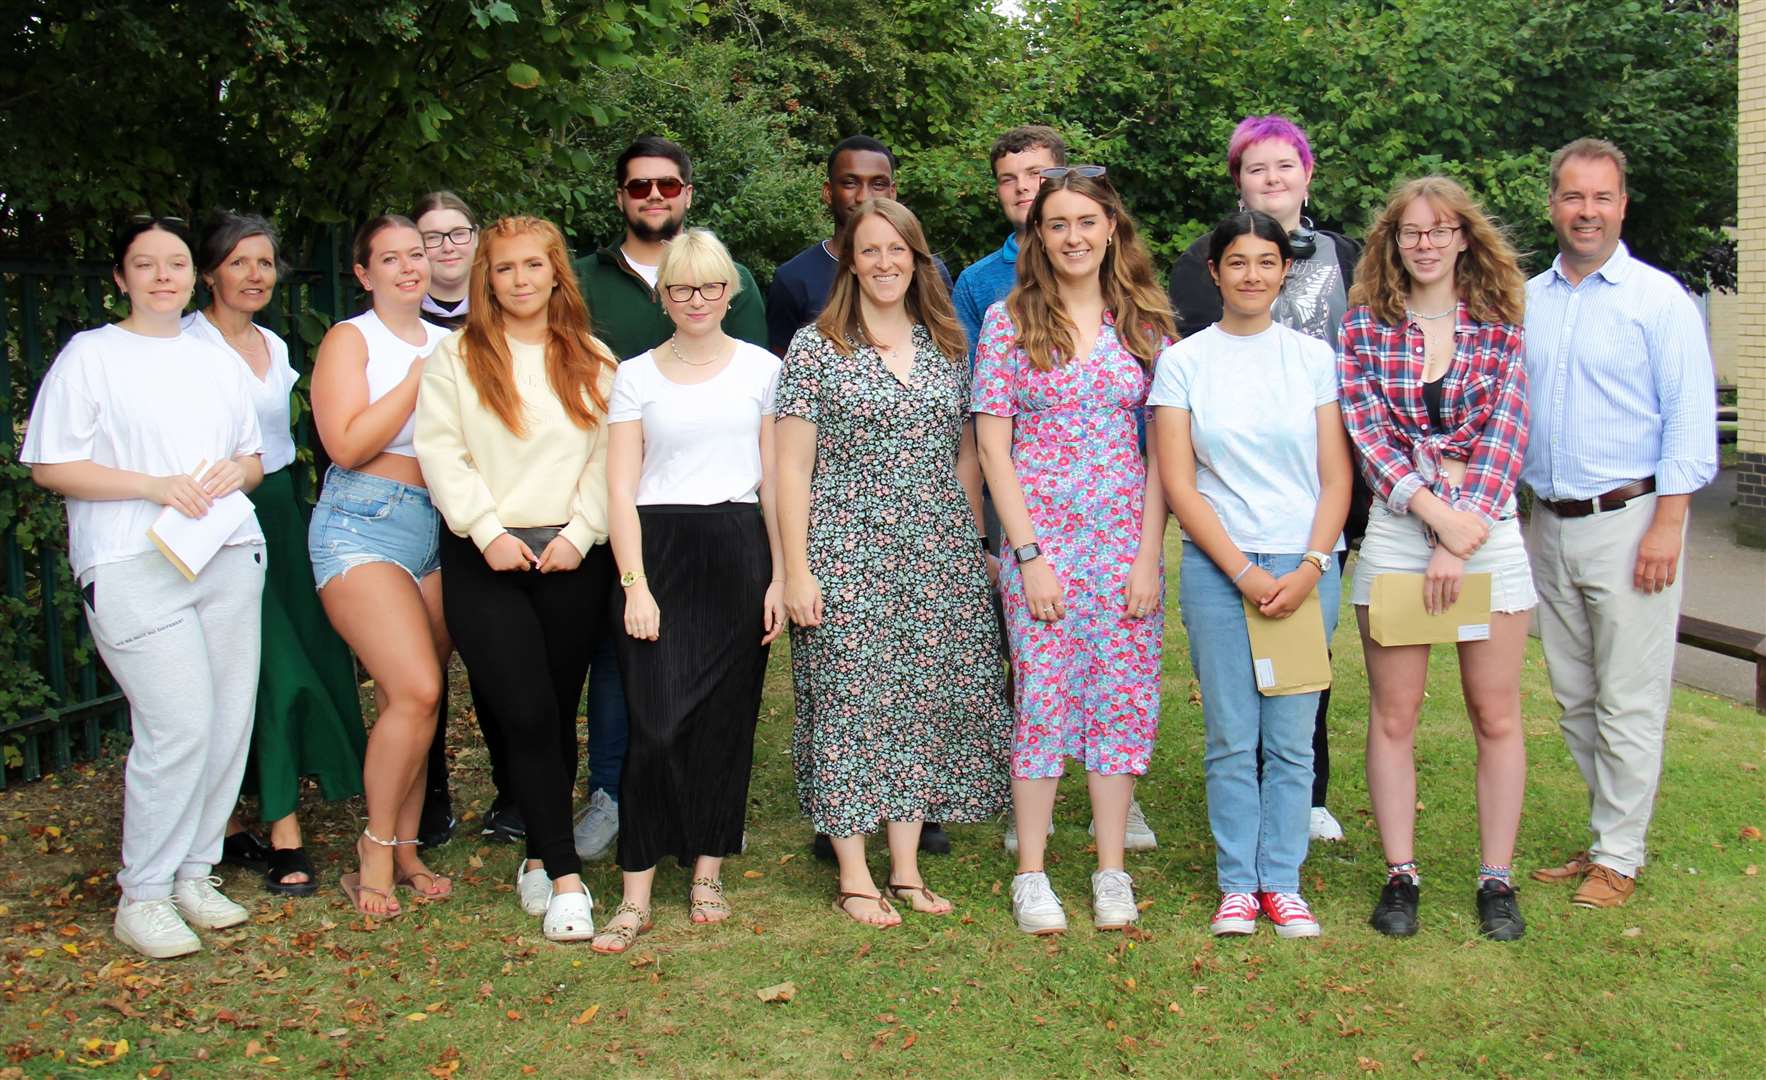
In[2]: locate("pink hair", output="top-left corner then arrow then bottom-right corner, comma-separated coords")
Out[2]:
1226,115 -> 1315,187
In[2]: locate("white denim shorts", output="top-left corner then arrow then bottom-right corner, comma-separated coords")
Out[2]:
1350,502 -> 1537,613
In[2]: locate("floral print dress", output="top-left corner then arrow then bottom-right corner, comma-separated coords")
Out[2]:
775,324 -> 1012,837
972,303 -> 1164,780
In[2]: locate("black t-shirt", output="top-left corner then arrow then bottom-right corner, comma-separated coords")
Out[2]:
764,240 -> 956,357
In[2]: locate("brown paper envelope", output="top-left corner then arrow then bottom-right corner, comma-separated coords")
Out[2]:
1242,592 -> 1332,697
1368,572 -> 1493,647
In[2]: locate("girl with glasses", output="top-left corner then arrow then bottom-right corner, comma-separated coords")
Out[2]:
1338,176 -> 1533,941
588,229 -> 786,953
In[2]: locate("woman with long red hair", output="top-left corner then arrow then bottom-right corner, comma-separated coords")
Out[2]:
415,216 -> 618,942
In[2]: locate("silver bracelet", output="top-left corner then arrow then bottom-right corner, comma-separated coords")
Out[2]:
1230,561 -> 1253,584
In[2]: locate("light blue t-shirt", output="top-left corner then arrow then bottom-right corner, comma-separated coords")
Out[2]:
1148,322 -> 1343,554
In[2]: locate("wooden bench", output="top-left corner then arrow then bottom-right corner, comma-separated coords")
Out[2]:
1677,615 -> 1766,713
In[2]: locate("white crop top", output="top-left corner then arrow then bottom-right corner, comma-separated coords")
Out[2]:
346,309 -> 450,458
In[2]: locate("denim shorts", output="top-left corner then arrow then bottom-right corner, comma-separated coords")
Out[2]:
307,465 -> 441,590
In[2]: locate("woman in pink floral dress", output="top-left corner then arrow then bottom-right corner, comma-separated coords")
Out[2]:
974,169 -> 1175,935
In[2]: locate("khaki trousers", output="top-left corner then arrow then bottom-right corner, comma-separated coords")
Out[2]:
1528,493 -> 1683,877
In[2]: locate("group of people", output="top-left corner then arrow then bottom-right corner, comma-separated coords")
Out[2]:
20,118 -> 1715,961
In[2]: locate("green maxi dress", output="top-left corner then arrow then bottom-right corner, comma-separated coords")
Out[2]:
187,313 -> 364,820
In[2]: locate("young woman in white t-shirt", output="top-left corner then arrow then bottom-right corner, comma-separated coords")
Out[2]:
1151,211 -> 1351,940
307,215 -> 452,918
23,218 -> 268,959
588,229 -> 785,954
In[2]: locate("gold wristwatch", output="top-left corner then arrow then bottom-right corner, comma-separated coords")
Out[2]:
620,570 -> 646,588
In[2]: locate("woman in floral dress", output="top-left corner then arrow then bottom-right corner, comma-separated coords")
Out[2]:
974,168 -> 1175,935
776,198 -> 1011,929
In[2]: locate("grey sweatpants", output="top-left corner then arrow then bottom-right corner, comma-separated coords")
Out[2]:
81,544 -> 266,900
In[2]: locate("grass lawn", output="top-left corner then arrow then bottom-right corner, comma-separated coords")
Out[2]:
1,540 -> 1762,1078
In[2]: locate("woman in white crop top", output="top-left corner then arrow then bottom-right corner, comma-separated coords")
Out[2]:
306,215 -> 453,918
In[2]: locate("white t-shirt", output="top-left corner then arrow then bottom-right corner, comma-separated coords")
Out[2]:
183,311 -> 300,474
1149,322 -> 1343,553
20,324 -> 265,578
608,341 -> 781,505
626,255 -> 660,289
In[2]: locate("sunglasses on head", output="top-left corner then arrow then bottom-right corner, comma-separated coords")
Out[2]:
623,177 -> 686,199
1040,165 -> 1107,180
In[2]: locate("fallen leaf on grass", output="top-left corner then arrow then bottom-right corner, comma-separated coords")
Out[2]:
74,1038 -> 128,1068
1357,1057 -> 1382,1072
755,981 -> 797,1004
778,854 -> 796,865
743,870 -> 765,879
571,1004 -> 600,1026
1622,927 -> 1642,938
405,1013 -> 429,1023
1741,826 -> 1762,842
1745,865 -> 1758,877
902,1032 -> 918,1049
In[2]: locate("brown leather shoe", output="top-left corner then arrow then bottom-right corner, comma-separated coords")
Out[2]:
1571,864 -> 1635,908
1530,851 -> 1592,884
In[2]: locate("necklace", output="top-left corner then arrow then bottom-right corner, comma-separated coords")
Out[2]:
668,335 -> 723,367
1406,305 -> 1457,320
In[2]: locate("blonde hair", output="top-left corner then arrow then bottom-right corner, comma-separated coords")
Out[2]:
813,199 -> 966,363
656,228 -> 742,299
1349,176 -> 1526,327
1007,173 -> 1174,371
460,216 -> 616,435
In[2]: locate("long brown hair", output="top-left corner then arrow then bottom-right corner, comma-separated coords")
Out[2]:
1349,176 -> 1526,326
1006,174 -> 1174,371
459,216 -> 615,435
813,198 -> 966,363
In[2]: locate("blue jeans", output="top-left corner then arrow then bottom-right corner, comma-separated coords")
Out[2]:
1179,543 -> 1340,893
585,633 -> 627,800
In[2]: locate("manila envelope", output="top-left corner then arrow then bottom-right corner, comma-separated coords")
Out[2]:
1368,572 -> 1493,647
1242,592 -> 1332,697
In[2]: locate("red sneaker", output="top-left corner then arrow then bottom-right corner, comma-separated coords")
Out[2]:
1210,892 -> 1259,936
1258,892 -> 1322,939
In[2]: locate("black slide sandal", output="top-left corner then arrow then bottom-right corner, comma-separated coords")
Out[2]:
264,847 -> 320,897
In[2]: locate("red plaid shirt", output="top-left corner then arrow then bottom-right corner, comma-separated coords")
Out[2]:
1337,303 -> 1529,526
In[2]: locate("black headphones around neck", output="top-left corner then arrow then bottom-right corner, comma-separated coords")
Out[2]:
1288,216 -> 1319,260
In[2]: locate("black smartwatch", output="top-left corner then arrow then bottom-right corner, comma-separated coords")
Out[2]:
1012,541 -> 1043,564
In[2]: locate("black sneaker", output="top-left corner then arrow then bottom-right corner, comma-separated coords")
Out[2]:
479,798 -> 526,843
417,796 -> 456,850
811,832 -> 835,862
1476,880 -> 1526,941
919,822 -> 952,856
1370,877 -> 1420,937
219,830 -> 272,871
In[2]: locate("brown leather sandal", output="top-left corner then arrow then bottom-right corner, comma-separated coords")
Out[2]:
886,881 -> 953,915
832,891 -> 898,926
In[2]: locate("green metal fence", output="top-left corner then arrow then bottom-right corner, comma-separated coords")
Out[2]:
0,235 -> 350,788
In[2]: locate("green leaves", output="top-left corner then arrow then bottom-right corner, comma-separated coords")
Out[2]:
506,62 -> 543,90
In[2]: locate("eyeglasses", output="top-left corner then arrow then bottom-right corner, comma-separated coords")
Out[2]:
421,226 -> 478,249
623,177 -> 686,199
1040,165 -> 1107,180
663,281 -> 727,303
1396,224 -> 1462,249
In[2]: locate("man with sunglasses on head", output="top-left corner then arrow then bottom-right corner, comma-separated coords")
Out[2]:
574,135 -> 768,363
567,136 -> 768,864
765,135 -> 952,358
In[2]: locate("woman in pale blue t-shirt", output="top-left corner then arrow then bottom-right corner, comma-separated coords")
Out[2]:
1151,211 -> 1351,940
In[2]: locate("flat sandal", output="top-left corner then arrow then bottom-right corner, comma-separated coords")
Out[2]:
832,890 -> 898,926
689,876 -> 730,923
590,901 -> 652,955
886,881 -> 953,915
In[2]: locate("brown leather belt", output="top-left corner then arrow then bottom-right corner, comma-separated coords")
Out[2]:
1538,478 -> 1655,518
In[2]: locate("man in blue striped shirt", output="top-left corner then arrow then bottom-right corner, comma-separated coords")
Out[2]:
1522,138 -> 1718,910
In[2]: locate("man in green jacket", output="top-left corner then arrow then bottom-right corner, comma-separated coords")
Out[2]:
574,135 -> 768,361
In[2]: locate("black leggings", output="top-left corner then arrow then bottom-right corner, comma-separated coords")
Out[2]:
440,530 -> 610,880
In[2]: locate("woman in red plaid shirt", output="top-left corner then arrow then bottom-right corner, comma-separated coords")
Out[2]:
1337,176 -> 1533,942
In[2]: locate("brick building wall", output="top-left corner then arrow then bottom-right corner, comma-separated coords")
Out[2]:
1739,0 -> 1766,548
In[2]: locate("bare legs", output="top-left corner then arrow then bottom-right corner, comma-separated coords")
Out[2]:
1014,773 -> 1134,874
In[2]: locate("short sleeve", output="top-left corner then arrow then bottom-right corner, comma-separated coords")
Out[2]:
1147,341 -> 1189,410
1308,337 -> 1339,407
231,363 -> 265,458
774,326 -> 824,426
20,364 -> 99,465
970,302 -> 1019,417
608,355 -> 646,423
758,350 -> 782,416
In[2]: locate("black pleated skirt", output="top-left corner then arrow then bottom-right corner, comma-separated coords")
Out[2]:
613,503 -> 772,870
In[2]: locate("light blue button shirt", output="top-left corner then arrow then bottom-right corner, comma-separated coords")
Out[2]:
1521,242 -> 1717,501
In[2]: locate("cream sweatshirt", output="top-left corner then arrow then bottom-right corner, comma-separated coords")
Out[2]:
415,331 -> 614,555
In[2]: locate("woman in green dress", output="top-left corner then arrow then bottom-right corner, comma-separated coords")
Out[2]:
186,211 -> 365,896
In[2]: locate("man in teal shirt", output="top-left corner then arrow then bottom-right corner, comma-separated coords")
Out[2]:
574,135 -> 768,360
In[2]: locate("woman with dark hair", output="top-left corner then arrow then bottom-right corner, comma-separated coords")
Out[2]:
1339,176 -> 1533,941
23,217 -> 267,957
185,212 -> 364,897
776,198 -> 1010,928
308,214 -> 453,918
415,216 -> 618,942
1152,211 -> 1351,939
973,168 -> 1174,936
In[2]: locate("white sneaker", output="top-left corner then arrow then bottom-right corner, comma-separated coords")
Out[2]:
1002,816 -> 1055,856
114,897 -> 201,959
1091,869 -> 1138,930
543,887 -> 596,942
516,861 -> 551,917
1088,799 -> 1158,852
172,875 -> 249,930
572,789 -> 619,860
1309,806 -> 1345,842
1010,871 -> 1068,935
